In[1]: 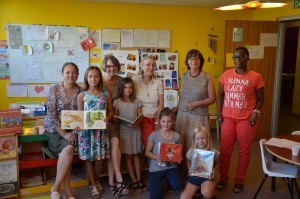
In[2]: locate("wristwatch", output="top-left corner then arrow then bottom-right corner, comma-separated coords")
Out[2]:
253,109 -> 260,116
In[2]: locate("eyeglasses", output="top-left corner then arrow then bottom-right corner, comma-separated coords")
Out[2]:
106,65 -> 118,68
188,57 -> 200,61
232,55 -> 248,60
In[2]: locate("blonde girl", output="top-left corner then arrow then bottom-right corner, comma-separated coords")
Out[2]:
180,126 -> 219,199
77,66 -> 113,199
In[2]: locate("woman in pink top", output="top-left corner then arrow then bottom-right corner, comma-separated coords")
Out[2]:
216,47 -> 264,193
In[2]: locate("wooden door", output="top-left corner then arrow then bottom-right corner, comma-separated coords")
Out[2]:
224,20 -> 279,140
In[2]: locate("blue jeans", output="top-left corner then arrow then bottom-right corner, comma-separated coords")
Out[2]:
149,168 -> 183,199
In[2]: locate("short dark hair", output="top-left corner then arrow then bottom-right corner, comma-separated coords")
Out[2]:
159,107 -> 175,121
102,56 -> 121,71
62,62 -> 79,73
185,49 -> 205,70
119,77 -> 135,101
234,46 -> 249,58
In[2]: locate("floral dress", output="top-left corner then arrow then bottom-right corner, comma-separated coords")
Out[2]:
78,90 -> 110,161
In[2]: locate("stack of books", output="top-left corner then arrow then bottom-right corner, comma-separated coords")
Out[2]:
41,147 -> 58,158
20,169 -> 44,188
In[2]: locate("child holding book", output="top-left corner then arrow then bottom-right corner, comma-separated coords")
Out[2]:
77,66 -> 113,199
180,126 -> 219,199
145,108 -> 183,199
113,77 -> 149,193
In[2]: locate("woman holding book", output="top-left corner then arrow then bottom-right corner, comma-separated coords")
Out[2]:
132,55 -> 164,148
43,62 -> 82,199
102,56 -> 129,197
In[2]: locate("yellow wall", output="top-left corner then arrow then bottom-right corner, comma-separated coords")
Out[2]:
0,0 -> 255,110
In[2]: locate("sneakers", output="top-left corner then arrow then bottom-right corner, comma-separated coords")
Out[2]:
216,180 -> 227,190
233,183 -> 243,193
51,187 -> 60,199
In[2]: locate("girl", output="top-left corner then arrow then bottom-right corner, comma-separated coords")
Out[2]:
77,66 -> 113,199
113,77 -> 149,193
180,126 -> 219,199
145,107 -> 183,199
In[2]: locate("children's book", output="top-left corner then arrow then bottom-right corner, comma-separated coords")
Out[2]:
0,110 -> 22,135
0,135 -> 17,159
0,159 -> 18,197
41,146 -> 57,158
158,142 -> 182,163
115,112 -> 143,126
61,110 -> 106,130
189,149 -> 214,178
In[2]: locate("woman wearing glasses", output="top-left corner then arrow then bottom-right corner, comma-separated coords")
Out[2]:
216,47 -> 264,193
102,56 -> 129,197
171,49 -> 216,173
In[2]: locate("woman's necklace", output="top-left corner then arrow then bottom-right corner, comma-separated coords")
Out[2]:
236,68 -> 248,75
189,70 -> 201,78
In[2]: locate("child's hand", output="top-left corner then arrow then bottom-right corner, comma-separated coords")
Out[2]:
127,122 -> 136,128
103,117 -> 109,124
208,171 -> 215,180
113,115 -> 118,121
73,126 -> 81,134
157,155 -> 162,162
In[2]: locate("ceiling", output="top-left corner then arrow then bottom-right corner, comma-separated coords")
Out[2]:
74,0 -> 292,8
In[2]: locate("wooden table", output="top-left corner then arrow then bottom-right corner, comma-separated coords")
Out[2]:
265,135 -> 300,191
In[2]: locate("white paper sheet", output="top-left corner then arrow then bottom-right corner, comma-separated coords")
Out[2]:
248,46 -> 264,59
55,35 -> 77,48
6,83 -> 27,97
27,26 -> 48,41
134,29 -> 146,47
28,84 -> 51,97
164,90 -> 178,108
265,138 -> 300,148
102,29 -> 120,42
25,60 -> 42,80
44,50 -> 66,63
71,57 -> 89,82
158,30 -> 170,48
121,29 -> 133,47
146,30 -> 158,47
32,44 -> 43,58
45,68 -> 63,82
10,74 -> 17,83
260,33 -> 278,47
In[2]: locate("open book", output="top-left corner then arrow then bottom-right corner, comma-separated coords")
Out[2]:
158,142 -> 182,163
115,112 -> 143,126
189,149 -> 214,178
61,110 -> 106,130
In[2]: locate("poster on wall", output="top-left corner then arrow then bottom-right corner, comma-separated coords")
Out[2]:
142,53 -> 178,89
0,159 -> 18,197
102,50 -> 139,78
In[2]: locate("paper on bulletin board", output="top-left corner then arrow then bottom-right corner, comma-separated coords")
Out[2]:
260,33 -> 277,47
27,26 -> 48,41
248,46 -> 264,59
102,29 -> 120,42
102,42 -> 120,50
55,35 -> 77,48
226,53 -> 235,67
121,29 -> 133,47
28,84 -> 51,97
134,29 -> 146,47
146,30 -> 158,47
6,83 -> 27,97
25,60 -> 42,80
89,30 -> 101,49
45,68 -> 63,82
71,57 -> 89,82
158,30 -> 170,48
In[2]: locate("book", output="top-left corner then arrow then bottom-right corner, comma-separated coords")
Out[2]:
158,142 -> 182,163
115,112 -> 143,126
20,169 -> 44,188
0,135 -> 17,159
41,147 -> 57,158
189,149 -> 214,178
0,159 -> 18,197
61,110 -> 106,130
0,110 -> 22,135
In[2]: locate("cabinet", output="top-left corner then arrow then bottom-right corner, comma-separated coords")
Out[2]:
18,117 -> 88,197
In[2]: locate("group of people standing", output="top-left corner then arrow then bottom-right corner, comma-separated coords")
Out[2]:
43,46 -> 264,199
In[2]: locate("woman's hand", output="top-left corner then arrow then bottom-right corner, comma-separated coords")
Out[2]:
250,112 -> 258,127
157,155 -> 162,162
217,113 -> 224,125
73,126 -> 81,134
170,106 -> 178,113
186,101 -> 197,111
63,132 -> 77,144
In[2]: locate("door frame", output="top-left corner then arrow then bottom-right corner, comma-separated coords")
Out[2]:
271,16 -> 300,137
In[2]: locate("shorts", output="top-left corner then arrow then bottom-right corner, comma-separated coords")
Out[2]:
46,131 -> 73,154
187,175 -> 209,188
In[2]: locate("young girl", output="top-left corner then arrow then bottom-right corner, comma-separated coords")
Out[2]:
180,126 -> 219,199
145,107 -> 184,199
113,77 -> 149,193
77,66 -> 113,199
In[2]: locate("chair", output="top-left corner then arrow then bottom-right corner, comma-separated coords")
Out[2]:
253,139 -> 300,199
292,131 -> 300,135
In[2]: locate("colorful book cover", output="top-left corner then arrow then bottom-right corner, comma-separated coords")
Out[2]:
61,110 -> 106,130
189,149 -> 214,178
0,110 -> 22,135
158,142 -> 182,163
0,135 -> 17,159
0,159 -> 18,197
79,38 -> 96,51
115,112 -> 143,126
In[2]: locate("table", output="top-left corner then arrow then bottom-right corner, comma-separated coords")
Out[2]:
265,135 -> 300,191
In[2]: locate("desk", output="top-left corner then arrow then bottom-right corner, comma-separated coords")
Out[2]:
265,135 -> 300,191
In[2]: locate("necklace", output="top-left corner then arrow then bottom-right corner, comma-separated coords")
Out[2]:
235,68 -> 248,75
189,70 -> 201,78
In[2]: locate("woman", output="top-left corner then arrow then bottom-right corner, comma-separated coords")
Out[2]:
43,62 -> 82,199
216,46 -> 264,193
172,49 -> 216,162
132,55 -> 164,148
102,56 -> 129,197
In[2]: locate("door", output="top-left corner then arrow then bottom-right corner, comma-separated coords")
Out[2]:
224,20 -> 279,140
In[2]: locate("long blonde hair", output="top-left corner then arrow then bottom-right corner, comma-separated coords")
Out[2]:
188,126 -> 213,159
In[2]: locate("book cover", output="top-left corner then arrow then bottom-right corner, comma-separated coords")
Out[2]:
158,142 -> 182,163
189,149 -> 214,178
79,38 -> 96,51
61,110 -> 106,130
0,159 -> 18,197
0,110 -> 22,135
115,112 -> 143,126
42,147 -> 57,158
0,135 -> 17,159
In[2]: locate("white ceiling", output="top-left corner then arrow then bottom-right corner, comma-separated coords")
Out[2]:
74,0 -> 292,8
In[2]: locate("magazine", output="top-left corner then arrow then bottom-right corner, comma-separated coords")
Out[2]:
115,112 -> 143,126
61,110 -> 106,130
0,110 -> 22,135
158,142 -> 182,163
189,149 -> 214,178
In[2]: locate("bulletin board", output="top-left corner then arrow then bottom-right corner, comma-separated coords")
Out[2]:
8,24 -> 90,83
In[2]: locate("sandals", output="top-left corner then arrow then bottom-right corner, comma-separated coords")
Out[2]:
115,180 -> 129,195
108,184 -> 121,198
138,180 -> 149,192
233,183 -> 243,193
96,181 -> 105,194
51,187 -> 60,199
216,180 -> 227,190
89,185 -> 100,199
129,181 -> 143,194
